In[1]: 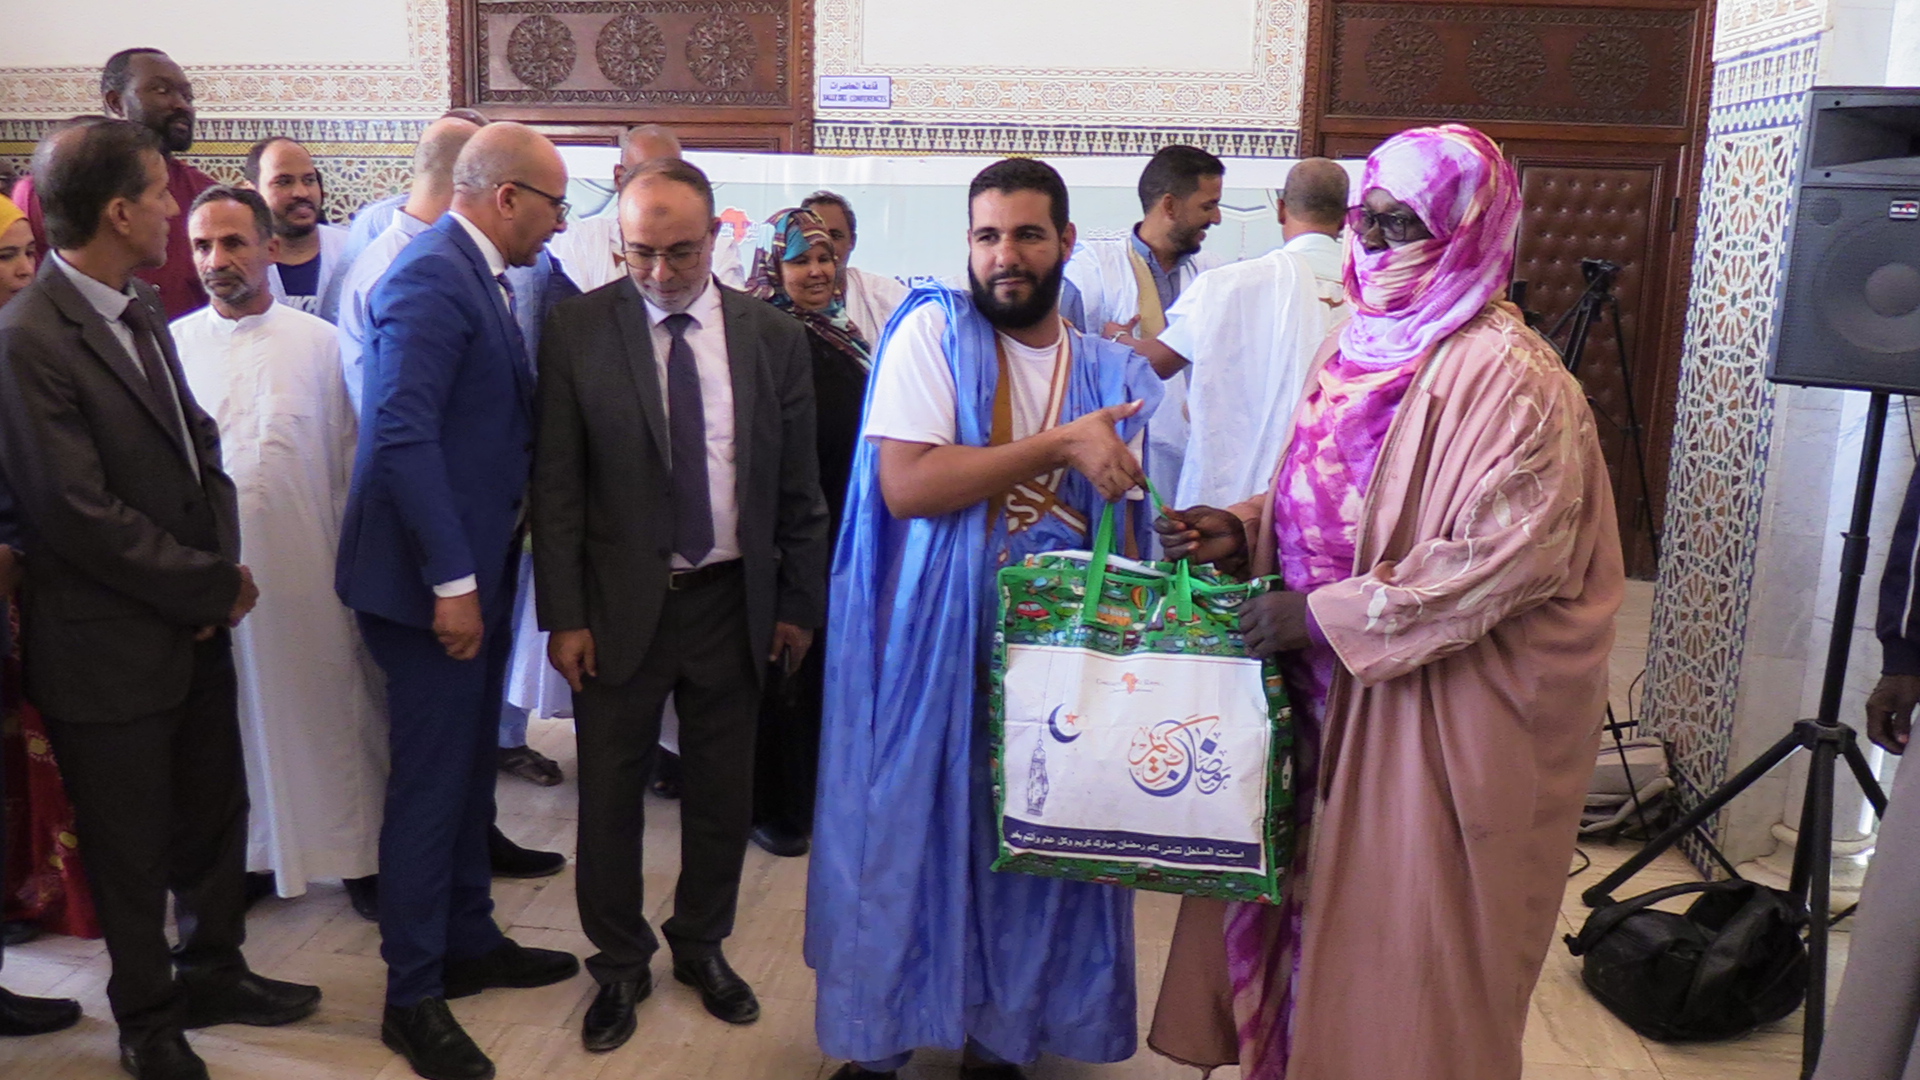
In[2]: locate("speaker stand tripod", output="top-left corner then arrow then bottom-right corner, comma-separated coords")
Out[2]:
1580,391 -> 1895,1079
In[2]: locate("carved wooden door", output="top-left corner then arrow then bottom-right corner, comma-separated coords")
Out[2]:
1306,0 -> 1713,576
451,0 -> 813,150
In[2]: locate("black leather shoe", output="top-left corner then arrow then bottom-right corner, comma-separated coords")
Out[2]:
580,974 -> 650,1052
1,920 -> 41,947
345,874 -> 379,921
650,749 -> 682,799
498,745 -> 564,786
243,871 -> 276,911
443,939 -> 580,999
671,950 -> 758,1024
0,985 -> 81,1036
118,1031 -> 209,1080
181,971 -> 321,1028
381,998 -> 493,1080
827,1066 -> 898,1080
750,822 -> 811,858
487,825 -> 565,879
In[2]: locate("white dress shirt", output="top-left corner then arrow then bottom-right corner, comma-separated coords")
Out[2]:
638,276 -> 740,569
430,212 -> 513,599
49,252 -> 200,476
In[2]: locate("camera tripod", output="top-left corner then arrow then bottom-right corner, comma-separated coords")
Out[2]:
1580,391 -> 1895,1078
1547,258 -> 1662,560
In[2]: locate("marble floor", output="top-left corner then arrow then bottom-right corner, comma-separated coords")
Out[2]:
0,581 -> 1812,1079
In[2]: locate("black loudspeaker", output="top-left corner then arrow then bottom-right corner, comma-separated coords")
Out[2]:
1769,87 -> 1920,394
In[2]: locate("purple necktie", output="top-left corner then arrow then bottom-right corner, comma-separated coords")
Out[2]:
663,313 -> 713,564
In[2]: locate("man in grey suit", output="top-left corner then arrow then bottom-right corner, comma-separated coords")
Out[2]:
0,119 -> 320,1080
534,157 -> 829,1053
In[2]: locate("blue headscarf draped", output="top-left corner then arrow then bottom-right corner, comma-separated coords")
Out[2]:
746,206 -> 872,367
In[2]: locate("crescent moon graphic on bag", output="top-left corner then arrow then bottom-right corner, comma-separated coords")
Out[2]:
1047,705 -> 1082,743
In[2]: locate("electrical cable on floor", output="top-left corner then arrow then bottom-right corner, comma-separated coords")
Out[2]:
1569,848 -> 1592,878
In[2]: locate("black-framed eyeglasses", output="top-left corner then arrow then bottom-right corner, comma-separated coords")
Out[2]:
500,180 -> 569,223
1348,206 -> 1427,243
618,245 -> 706,271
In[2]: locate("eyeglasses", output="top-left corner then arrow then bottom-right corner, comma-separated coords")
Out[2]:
500,180 -> 569,223
618,245 -> 706,271
1348,206 -> 1427,243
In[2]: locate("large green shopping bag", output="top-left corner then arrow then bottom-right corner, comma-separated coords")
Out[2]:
988,503 -> 1295,903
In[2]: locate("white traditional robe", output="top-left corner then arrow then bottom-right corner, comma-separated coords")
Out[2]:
172,301 -> 386,895
843,265 -> 907,346
1156,241 -> 1352,510
545,212 -> 747,293
267,222 -> 352,324
1064,234 -> 1226,503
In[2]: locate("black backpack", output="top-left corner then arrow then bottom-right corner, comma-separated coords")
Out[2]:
1564,878 -> 1810,1041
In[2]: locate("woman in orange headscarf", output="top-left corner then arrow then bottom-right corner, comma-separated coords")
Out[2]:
0,194 -> 35,307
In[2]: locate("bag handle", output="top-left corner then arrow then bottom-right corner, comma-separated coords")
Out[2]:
1073,480 -> 1219,626
1564,880 -> 1744,956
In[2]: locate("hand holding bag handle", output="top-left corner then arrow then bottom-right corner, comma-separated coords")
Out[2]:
1076,482 -> 1200,627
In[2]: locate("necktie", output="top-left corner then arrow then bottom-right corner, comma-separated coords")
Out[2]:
663,313 -> 713,565
495,272 -> 518,320
117,300 -> 187,447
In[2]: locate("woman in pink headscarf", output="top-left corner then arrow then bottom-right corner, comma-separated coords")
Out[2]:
1147,124 -> 1625,1080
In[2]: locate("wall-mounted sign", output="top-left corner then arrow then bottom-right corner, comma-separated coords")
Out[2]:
819,75 -> 892,109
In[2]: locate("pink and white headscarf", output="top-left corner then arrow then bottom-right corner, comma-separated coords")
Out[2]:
1338,124 -> 1521,369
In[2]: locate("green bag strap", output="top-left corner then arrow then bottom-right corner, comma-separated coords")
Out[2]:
1079,501 -> 1119,626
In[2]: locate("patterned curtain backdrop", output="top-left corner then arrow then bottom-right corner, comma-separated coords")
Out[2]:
1638,32 -> 1826,869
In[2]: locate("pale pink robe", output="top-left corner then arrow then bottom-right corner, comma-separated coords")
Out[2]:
1149,301 -> 1624,1080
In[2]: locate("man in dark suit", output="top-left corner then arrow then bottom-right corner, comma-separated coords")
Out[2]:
0,119 -> 320,1080
336,121 -> 579,1080
534,157 -> 830,1053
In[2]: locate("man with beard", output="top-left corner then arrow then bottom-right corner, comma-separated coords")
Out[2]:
171,186 -> 384,916
1064,145 -> 1226,504
243,138 -> 350,323
12,49 -> 216,318
807,158 -> 1161,1080
533,157 -> 828,1051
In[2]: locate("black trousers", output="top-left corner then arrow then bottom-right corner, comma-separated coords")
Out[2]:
573,564 -> 759,985
41,635 -> 250,1042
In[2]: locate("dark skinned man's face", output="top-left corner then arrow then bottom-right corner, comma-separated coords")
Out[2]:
113,53 -> 196,154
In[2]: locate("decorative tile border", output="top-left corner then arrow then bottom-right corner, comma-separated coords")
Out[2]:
813,121 -> 1300,157
0,0 -> 447,118
1640,33 -> 1822,870
1713,0 -> 1825,60
2,117 -> 421,226
813,0 -> 1307,130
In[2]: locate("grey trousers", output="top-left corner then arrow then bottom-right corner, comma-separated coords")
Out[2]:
1817,752 -> 1920,1080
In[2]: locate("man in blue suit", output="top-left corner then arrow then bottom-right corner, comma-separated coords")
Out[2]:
336,121 -> 578,1080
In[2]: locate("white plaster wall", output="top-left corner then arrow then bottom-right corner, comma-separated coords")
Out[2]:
1890,0 -> 1920,82
860,1 -> 1259,74
0,0 -> 445,118
0,2 -> 410,69
814,0 -> 1306,130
